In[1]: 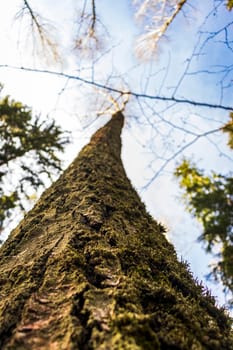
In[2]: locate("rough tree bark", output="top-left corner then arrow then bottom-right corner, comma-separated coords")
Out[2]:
0,112 -> 232,349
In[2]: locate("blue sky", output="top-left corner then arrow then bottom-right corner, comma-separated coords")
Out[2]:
0,0 -> 233,309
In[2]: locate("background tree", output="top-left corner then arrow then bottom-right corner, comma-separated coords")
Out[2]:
175,114 -> 233,303
0,85 -> 69,240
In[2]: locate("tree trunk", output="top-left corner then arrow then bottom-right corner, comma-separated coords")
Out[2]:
0,112 -> 232,349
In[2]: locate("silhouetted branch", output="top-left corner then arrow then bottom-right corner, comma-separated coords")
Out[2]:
1,64 -> 233,112
143,127 -> 222,189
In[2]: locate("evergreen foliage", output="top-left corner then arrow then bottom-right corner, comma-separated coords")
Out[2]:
223,112 -> 233,149
227,0 -> 233,10
0,87 -> 69,235
175,162 -> 233,293
175,113 -> 233,302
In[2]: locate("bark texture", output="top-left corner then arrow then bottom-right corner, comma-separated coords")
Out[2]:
0,112 -> 232,349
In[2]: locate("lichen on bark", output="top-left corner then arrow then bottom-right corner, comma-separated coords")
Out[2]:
0,111 -> 232,349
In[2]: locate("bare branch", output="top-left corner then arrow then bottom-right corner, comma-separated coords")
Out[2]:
15,0 -> 61,65
91,0 -> 97,35
134,0 -> 187,60
74,0 -> 108,59
1,64 -> 232,112
142,126 -> 222,189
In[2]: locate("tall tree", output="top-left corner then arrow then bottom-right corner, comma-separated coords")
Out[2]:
0,112 -> 232,349
0,0 -> 232,310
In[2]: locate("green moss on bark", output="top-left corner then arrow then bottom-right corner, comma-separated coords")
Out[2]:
0,112 -> 232,349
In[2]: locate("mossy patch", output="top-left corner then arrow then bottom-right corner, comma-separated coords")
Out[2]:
0,112 -> 232,349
